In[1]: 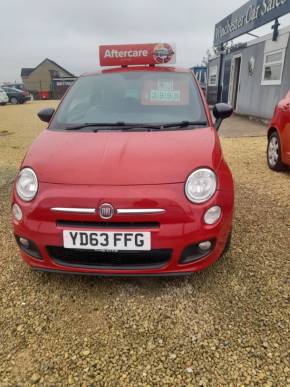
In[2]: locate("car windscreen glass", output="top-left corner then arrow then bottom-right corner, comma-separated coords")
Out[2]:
50,71 -> 208,130
4,88 -> 17,93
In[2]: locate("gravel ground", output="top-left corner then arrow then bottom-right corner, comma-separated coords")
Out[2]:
0,101 -> 289,386
219,114 -> 268,138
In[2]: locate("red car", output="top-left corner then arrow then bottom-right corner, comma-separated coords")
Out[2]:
267,91 -> 290,171
11,44 -> 234,276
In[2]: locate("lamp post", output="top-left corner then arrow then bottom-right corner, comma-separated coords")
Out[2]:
217,43 -> 224,103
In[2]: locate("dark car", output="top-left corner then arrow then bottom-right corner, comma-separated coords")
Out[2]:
2,83 -> 26,91
1,86 -> 30,105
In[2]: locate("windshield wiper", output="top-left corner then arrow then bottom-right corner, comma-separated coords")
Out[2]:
118,121 -> 208,131
65,120 -> 208,131
65,122 -> 162,131
161,120 -> 208,129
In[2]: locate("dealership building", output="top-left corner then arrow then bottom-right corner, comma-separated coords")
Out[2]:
21,58 -> 76,99
207,0 -> 290,119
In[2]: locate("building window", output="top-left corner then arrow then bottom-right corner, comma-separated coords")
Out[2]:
261,49 -> 285,86
208,65 -> 218,87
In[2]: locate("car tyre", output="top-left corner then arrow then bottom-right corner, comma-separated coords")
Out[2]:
219,231 -> 232,261
224,231 -> 232,254
267,132 -> 285,171
0,103 -> 7,106
10,97 -> 18,105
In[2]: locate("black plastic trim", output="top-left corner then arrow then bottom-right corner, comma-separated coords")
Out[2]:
46,246 -> 172,270
15,235 -> 43,260
32,267 -> 192,277
53,259 -> 167,271
179,239 -> 216,264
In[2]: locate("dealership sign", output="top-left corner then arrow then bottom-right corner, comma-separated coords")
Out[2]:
99,43 -> 176,66
214,0 -> 290,46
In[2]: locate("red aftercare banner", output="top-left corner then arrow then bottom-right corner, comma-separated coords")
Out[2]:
99,43 -> 176,66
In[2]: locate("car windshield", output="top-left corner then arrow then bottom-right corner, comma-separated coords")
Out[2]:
3,87 -> 18,93
50,71 -> 208,130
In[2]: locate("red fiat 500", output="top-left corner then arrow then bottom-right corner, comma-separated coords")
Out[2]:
12,44 -> 234,276
267,90 -> 290,171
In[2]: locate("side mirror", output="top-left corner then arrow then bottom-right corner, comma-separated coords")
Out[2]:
37,108 -> 55,123
213,103 -> 233,130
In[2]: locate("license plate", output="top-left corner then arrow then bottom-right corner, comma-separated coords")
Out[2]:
63,230 -> 151,251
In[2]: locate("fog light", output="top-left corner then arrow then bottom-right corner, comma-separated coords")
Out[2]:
12,203 -> 23,221
204,206 -> 221,225
198,241 -> 212,252
19,237 -> 30,249
180,239 -> 216,264
15,236 -> 43,260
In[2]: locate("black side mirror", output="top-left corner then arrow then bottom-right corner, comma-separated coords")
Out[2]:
213,103 -> 233,130
37,108 -> 55,123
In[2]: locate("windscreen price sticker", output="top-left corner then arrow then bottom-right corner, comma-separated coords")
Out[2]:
150,89 -> 181,103
142,80 -> 189,105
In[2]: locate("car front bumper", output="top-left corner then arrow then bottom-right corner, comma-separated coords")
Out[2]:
12,178 -> 234,275
0,96 -> 8,103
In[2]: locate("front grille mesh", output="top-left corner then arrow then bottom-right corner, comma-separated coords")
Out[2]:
47,246 -> 171,270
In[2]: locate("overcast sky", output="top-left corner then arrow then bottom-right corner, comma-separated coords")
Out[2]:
0,0 -> 290,84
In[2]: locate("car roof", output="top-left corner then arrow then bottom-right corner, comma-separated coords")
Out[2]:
81,66 -> 192,77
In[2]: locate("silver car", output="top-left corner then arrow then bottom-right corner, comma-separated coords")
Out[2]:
0,87 -> 9,105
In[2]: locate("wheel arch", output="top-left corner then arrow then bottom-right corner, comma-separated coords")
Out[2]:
267,126 -> 278,139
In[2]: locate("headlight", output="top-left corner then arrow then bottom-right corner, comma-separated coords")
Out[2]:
185,168 -> 217,204
16,168 -> 38,201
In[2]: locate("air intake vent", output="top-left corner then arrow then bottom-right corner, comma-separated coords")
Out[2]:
47,246 -> 171,270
